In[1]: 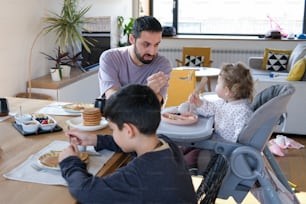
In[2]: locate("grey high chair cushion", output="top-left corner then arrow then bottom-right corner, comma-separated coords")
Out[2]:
251,84 -> 295,111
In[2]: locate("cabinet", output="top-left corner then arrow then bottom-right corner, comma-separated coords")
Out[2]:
28,67 -> 100,103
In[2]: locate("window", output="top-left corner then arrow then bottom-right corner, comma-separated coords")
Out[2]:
152,0 -> 305,37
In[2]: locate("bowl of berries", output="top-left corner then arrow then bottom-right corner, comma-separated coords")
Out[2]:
32,114 -> 57,131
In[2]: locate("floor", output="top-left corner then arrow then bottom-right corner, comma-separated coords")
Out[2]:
275,134 -> 306,192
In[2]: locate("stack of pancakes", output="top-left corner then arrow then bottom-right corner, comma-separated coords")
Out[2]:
39,151 -> 89,168
82,108 -> 102,126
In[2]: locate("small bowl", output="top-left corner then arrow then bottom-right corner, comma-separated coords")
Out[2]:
38,115 -> 57,131
15,114 -> 32,125
21,120 -> 40,133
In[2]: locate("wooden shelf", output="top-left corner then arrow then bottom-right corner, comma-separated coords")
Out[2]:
28,67 -> 99,90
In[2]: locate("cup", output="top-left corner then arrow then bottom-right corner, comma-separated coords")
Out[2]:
0,98 -> 9,117
94,98 -> 106,115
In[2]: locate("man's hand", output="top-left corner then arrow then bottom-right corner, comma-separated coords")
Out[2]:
146,71 -> 168,94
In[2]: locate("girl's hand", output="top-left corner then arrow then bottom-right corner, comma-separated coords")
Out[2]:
189,92 -> 203,107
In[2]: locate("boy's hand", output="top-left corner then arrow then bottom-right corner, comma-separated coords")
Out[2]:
65,129 -> 97,146
58,144 -> 78,162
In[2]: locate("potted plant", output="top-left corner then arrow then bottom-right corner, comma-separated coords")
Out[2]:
27,0 -> 92,96
41,47 -> 70,81
41,0 -> 92,68
117,16 -> 135,47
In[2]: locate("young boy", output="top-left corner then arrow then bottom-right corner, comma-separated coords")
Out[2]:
59,84 -> 197,204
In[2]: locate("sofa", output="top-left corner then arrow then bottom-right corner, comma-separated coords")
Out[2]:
248,42 -> 306,135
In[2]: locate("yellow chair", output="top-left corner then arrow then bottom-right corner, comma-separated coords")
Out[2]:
175,47 -> 213,91
164,69 -> 196,107
176,47 -> 212,67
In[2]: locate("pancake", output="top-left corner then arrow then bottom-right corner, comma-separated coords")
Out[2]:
39,150 -> 89,168
82,108 -> 101,126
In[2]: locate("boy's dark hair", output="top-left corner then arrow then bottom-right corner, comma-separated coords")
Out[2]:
104,84 -> 161,135
131,16 -> 162,39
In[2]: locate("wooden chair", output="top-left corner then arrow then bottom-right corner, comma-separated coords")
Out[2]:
164,69 -> 196,107
175,47 -> 213,91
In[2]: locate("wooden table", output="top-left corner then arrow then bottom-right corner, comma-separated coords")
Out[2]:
0,97 -> 130,204
173,66 -> 220,91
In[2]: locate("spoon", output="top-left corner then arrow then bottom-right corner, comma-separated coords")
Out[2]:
195,77 -> 208,94
188,77 -> 208,112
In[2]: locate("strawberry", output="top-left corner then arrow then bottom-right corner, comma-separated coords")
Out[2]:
41,120 -> 48,124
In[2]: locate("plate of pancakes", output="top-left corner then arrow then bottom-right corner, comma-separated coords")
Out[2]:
37,150 -> 89,170
66,108 -> 108,131
62,103 -> 94,114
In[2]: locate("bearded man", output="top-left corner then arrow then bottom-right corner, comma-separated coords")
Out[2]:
98,16 -> 171,105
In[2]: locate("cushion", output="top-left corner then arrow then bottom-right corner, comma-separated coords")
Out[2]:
185,55 -> 204,67
287,43 -> 306,71
261,48 -> 292,71
301,63 -> 306,81
287,58 -> 306,81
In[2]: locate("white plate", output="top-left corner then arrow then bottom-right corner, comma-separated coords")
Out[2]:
66,116 -> 108,131
36,151 -> 61,171
36,159 -> 60,171
62,103 -> 94,114
36,151 -> 89,171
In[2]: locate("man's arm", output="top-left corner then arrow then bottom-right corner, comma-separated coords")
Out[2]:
98,49 -> 123,97
104,86 -> 120,99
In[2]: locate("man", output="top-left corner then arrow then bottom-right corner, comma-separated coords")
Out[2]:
98,16 -> 172,104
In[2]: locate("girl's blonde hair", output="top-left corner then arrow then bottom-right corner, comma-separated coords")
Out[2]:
219,62 -> 254,101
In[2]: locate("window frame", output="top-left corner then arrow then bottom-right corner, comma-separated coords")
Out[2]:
150,0 -> 306,37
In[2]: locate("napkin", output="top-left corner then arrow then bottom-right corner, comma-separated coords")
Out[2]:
3,140 -> 114,186
36,102 -> 81,116
0,112 -> 16,122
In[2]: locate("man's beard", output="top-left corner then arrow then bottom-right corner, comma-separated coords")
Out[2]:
134,44 -> 155,64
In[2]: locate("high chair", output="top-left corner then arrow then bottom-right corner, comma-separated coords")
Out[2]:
175,47 -> 213,91
164,69 -> 196,107
164,84 -> 299,203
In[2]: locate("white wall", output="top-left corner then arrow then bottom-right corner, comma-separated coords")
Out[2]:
0,0 -> 134,97
0,0 -> 304,98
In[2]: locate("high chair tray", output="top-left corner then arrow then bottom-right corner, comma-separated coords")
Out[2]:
157,106 -> 214,142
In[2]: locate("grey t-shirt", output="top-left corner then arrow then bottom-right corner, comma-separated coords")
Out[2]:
98,46 -> 172,99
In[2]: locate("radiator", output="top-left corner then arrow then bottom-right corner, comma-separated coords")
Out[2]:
159,48 -> 263,68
